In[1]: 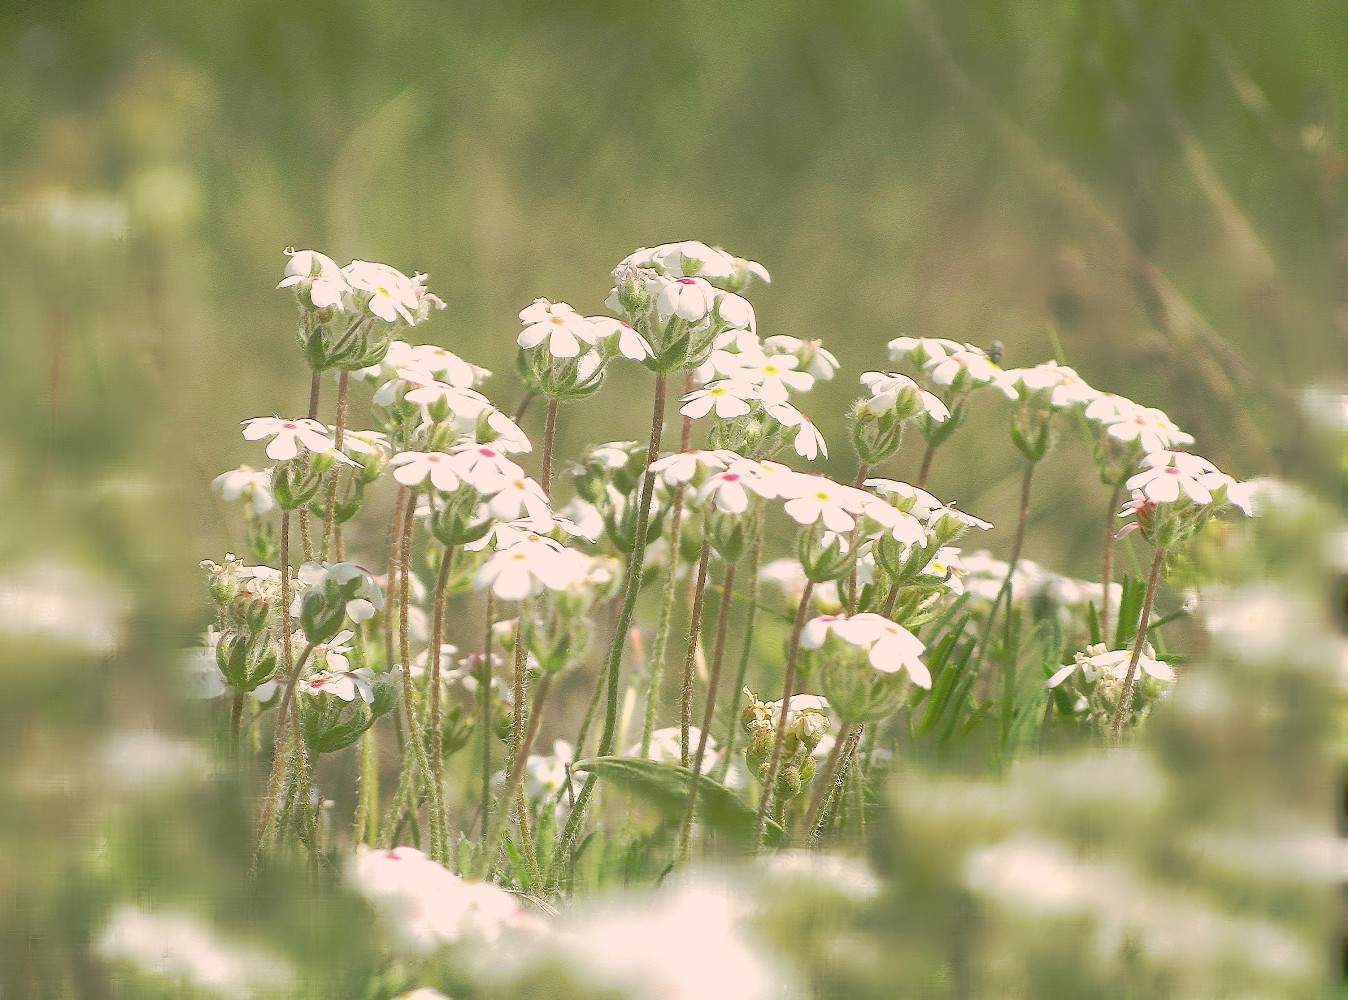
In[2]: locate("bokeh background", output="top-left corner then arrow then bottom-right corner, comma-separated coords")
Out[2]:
0,2 -> 1343,993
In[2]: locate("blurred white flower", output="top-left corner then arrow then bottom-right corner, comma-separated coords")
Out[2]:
97,905 -> 294,998
211,465 -> 276,514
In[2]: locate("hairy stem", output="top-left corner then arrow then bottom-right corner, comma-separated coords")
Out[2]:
678,558 -> 737,860
803,720 -> 852,839
679,541 -> 713,768
1109,545 -> 1167,741
479,593 -> 496,841
718,524 -> 765,782
754,579 -> 815,848
641,482 -> 687,757
548,373 -> 668,879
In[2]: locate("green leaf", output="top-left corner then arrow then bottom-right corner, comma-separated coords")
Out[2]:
571,756 -> 786,847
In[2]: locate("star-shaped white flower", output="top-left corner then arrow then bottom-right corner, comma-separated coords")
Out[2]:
343,260 -> 420,324
1126,450 -> 1227,506
212,465 -> 277,514
474,535 -> 586,601
655,276 -> 716,322
277,249 -> 348,310
765,402 -> 829,460
518,299 -> 597,359
390,451 -> 463,493
779,474 -> 871,533
242,417 -> 355,465
680,379 -> 760,420
585,316 -> 654,360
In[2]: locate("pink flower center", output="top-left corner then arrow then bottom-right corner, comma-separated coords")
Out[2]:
282,422 -> 297,430
427,454 -> 441,462
676,278 -> 696,285
722,474 -> 741,482
479,448 -> 496,457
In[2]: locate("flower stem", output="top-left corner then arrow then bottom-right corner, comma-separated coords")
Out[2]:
802,720 -> 852,840
355,729 -> 378,846
479,593 -> 496,841
548,373 -> 668,879
916,442 -> 937,489
482,670 -> 552,880
717,524 -> 765,782
754,579 -> 815,848
679,541 -> 713,768
1100,481 -> 1124,647
678,557 -> 737,861
969,460 -> 1036,737
385,489 -> 406,674
1109,545 -> 1167,741
398,490 -> 445,861
541,398 -> 559,496
641,482 -> 687,757
321,370 -> 351,561
428,543 -> 457,842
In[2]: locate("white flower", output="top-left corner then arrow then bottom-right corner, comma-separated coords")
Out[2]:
859,371 -> 949,421
887,336 -> 967,366
650,449 -> 740,486
1126,450 -> 1227,506
736,352 -> 813,404
400,370 -> 493,419
277,249 -> 348,310
1000,362 -> 1097,408
297,562 -> 385,623
632,727 -> 723,775
803,612 -> 930,687
764,401 -> 828,460
390,451 -> 464,492
476,409 -> 533,454
211,465 -> 276,514
343,259 -> 420,324
347,846 -> 528,955
517,299 -> 597,358
1047,643 -> 1174,688
485,475 -> 553,523
680,379 -> 760,420
241,417 -> 354,464
927,349 -> 1009,394
398,342 -> 483,387
449,444 -> 526,493
586,315 -> 654,360
714,291 -> 756,332
97,905 -> 294,997
1103,405 -> 1194,454
764,335 -> 841,381
779,474 -> 871,533
301,666 -> 378,704
656,276 -> 717,322
862,499 -> 928,546
695,459 -> 782,514
314,629 -> 357,671
474,535 -> 586,601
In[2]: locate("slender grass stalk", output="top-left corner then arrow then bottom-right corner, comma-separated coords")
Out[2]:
754,579 -> 815,848
1100,481 -> 1124,646
547,374 -> 668,881
678,557 -> 737,860
679,541 -> 713,768
1108,545 -> 1167,741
